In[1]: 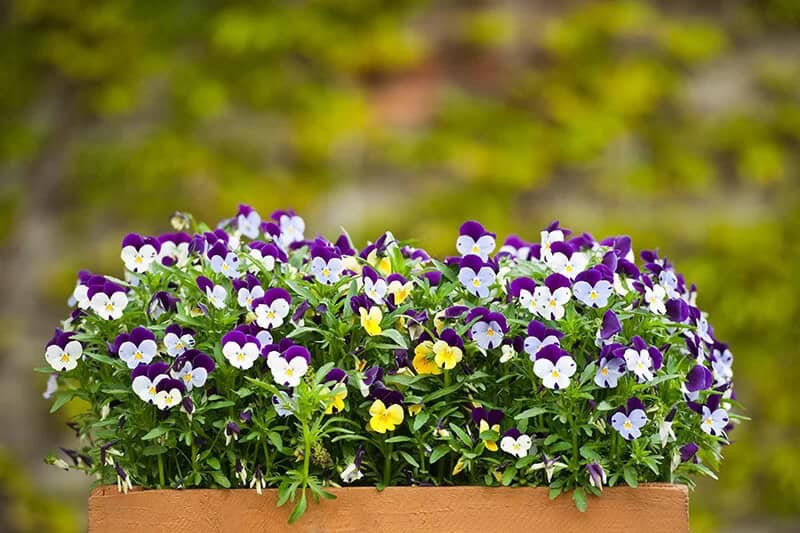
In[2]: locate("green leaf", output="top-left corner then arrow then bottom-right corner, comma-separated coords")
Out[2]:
142,445 -> 167,456
206,457 -> 221,470
429,445 -> 450,464
205,400 -> 235,410
596,401 -> 614,412
424,382 -> 463,403
623,465 -> 638,488
412,411 -> 430,432
448,424 -> 473,447
211,471 -> 231,488
385,436 -> 414,444
549,486 -> 562,500
579,445 -> 601,461
85,352 -> 118,365
399,451 -> 420,468
288,491 -> 307,524
267,431 -> 283,451
572,487 -> 587,512
502,467 -> 517,486
49,392 -> 75,413
142,426 -> 170,440
379,329 -> 408,349
514,407 -> 549,420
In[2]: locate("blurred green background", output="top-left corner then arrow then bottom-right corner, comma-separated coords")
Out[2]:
0,0 -> 798,530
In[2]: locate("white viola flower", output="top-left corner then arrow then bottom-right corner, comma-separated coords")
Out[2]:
531,454 -> 567,483
154,380 -> 184,411
696,315 -> 714,344
572,268 -> 613,308
341,448 -> 365,483
532,274 -> 572,321
221,331 -> 260,370
157,233 -> 191,268
456,221 -> 496,260
547,244 -> 588,280
90,288 -> 128,320
247,243 -> 279,273
613,273 -> 635,296
594,357 -> 626,388
458,255 -> 496,299
643,283 -> 667,315
267,346 -> 310,388
310,254 -> 344,285
171,362 -> 208,392
236,205 -> 262,240
275,210 -> 305,249
659,409 -> 677,448
624,348 -> 654,383
45,332 -> 83,372
210,251 -> 242,279
499,344 -> 517,363
131,362 -> 170,403
197,276 -> 227,310
711,347 -> 734,386
362,267 -> 388,305
540,228 -> 565,261
116,327 -> 158,369
700,405 -> 729,437
71,277 -> 92,310
120,233 -> 159,273
271,390 -> 296,417
533,355 -> 577,390
500,431 -> 532,458
611,400 -> 648,440
255,329 -> 273,347
253,288 -> 292,329
236,284 -> 265,311
509,278 -> 538,314
658,269 -> 680,299
163,326 -> 195,357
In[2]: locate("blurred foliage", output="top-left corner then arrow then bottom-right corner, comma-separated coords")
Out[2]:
0,0 -> 799,531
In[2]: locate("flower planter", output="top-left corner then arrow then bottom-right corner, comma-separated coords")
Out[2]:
88,483 -> 688,533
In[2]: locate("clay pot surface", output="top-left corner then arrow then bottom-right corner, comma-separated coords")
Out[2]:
88,483 -> 688,532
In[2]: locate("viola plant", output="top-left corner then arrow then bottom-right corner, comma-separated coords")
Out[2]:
40,206 -> 743,521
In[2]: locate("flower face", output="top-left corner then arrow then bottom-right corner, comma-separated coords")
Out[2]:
266,347 -> 310,387
500,432 -> 532,458
359,306 -> 383,336
611,399 -> 648,440
533,355 -> 577,390
456,221 -> 496,261
413,341 -> 442,375
700,406 -> 729,436
253,288 -> 291,329
594,357 -> 626,388
45,339 -> 83,372
117,328 -> 158,369
120,234 -> 159,274
573,279 -> 613,308
458,255 -> 496,298
154,379 -> 185,411
644,284 -> 667,314
624,349 -> 654,383
222,331 -> 260,370
90,290 -> 128,320
433,340 -> 462,370
532,274 -> 572,321
368,399 -> 404,433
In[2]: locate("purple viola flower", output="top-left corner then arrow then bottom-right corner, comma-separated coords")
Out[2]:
684,364 -> 713,400
540,221 -> 568,261
679,442 -> 699,463
222,330 -> 261,370
291,300 -> 311,326
498,235 -> 532,261
421,270 -> 442,287
271,209 -> 305,250
598,310 -> 622,343
362,266 -> 387,304
324,367 -> 349,385
70,270 -> 98,310
236,204 -> 262,240
456,220 -> 496,260
533,273 -> 572,320
253,288 -> 291,329
154,377 -> 186,411
623,336 -> 663,383
207,242 -> 241,279
369,382 -> 404,407
196,275 -> 227,309
88,280 -> 128,320
171,349 -> 215,391
265,345 -> 311,387
247,241 -> 285,273
594,345 -> 626,389
163,324 -> 195,357
116,327 -> 158,369
358,366 -> 385,397
546,241 -> 588,280
573,267 -> 613,308
147,290 -> 180,320
586,463 -> 607,491
666,298 -> 689,323
45,329 -> 83,372
233,273 -> 265,310
120,233 -> 160,274
611,398 -> 648,440
131,361 -> 170,403
523,320 -> 563,360
458,255 -> 496,298
533,344 -> 576,390
710,344 -> 733,386
465,307 -> 508,350
157,232 -> 192,267
225,422 -> 241,445
310,244 -> 344,285
233,323 -> 274,348
509,277 -> 537,314
698,396 -> 729,437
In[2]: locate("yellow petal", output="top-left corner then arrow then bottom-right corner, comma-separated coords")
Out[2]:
369,399 -> 386,417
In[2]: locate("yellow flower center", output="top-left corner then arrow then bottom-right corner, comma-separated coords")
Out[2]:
590,290 -> 598,300
135,256 -> 143,264
237,353 -> 245,361
601,367 -> 609,376
472,245 -> 480,253
472,278 -> 481,288
551,370 -> 560,378
549,298 -> 557,308
486,328 -> 494,337
60,354 -> 70,363
134,352 -> 143,360
286,368 -> 294,377
322,267 -> 330,277
105,303 -> 114,311
624,420 -> 632,430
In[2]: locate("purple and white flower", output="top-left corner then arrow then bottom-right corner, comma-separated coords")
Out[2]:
523,320 -> 563,360
157,232 -> 191,267
572,267 -> 613,308
247,242 -> 285,273
45,330 -> 83,372
207,242 -> 241,279
710,344 -> 733,386
531,453 -> 567,482
89,280 -> 128,320
458,255 -> 496,298
236,204 -> 262,240
611,398 -> 648,440
310,244 -> 344,285
532,345 -> 576,390
546,242 -> 588,280
341,447 -> 365,483
362,266 -> 387,305
272,209 -> 305,250
171,349 -> 215,390
596,310 -> 622,345
683,364 -> 713,401
466,307 -> 508,350
586,463 -> 607,491
120,233 -> 160,274
222,330 -> 261,370
233,273 -> 265,310
154,378 -> 185,410
509,278 -> 538,314
265,345 -> 310,387
540,221 -> 567,261
131,361 -> 170,403
456,221 -> 496,260
623,336 -> 663,383
640,277 -> 667,315
115,327 -> 158,369
253,288 -> 292,329
594,345 -> 626,388
500,429 -> 532,458
163,324 -> 195,357
533,274 -> 572,320
701,405 -> 729,437
196,276 -> 227,309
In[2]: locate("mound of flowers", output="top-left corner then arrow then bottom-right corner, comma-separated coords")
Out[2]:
41,206 -> 740,521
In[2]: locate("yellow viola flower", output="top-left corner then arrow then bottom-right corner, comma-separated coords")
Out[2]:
413,341 -> 442,375
433,340 -> 463,370
387,279 -> 413,305
366,249 -> 392,276
324,386 -> 348,415
359,306 -> 383,336
479,419 -> 501,451
407,404 -> 423,416
368,399 -> 404,433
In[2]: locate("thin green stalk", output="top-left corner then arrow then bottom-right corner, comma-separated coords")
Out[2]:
383,441 -> 393,486
158,453 -> 165,488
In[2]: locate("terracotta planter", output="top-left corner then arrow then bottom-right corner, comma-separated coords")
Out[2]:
88,483 -> 688,532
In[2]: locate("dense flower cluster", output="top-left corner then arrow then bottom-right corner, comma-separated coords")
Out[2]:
41,206 -> 740,519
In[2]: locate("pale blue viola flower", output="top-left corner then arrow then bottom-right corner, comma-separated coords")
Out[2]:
701,405 -> 730,437
196,276 -> 227,309
466,307 -> 508,350
611,398 -> 648,440
120,233 -> 160,274
523,320 -> 563,360
170,349 -> 215,391
271,390 -> 296,417
362,266 -> 388,304
710,343 -> 733,386
236,204 -> 262,240
131,361 -> 169,403
233,273 -> 265,310
253,288 -> 292,329
456,221 -> 496,260
45,329 -> 83,372
658,268 -> 680,299
546,242 -> 588,280
594,352 -> 626,388
458,255 -> 496,298
532,274 -> 572,321
272,209 -> 305,249
572,267 -> 613,308
310,245 -> 344,285
163,324 -> 194,357
114,327 -> 158,369
208,242 -> 241,279
623,336 -> 663,383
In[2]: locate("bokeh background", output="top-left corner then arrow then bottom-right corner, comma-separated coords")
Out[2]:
1,0 -> 799,531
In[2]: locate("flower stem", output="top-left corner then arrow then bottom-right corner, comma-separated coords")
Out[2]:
157,453 -> 165,488
383,441 -> 393,486
302,420 -> 311,483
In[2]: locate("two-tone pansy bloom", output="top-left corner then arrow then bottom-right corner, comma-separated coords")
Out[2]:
532,344 -> 576,390
386,274 -> 413,305
509,277 -> 537,314
611,398 -> 648,440
500,429 -> 532,458
465,307 -> 508,350
572,266 -> 613,308
45,330 -> 83,372
362,266 -> 387,305
120,233 -> 160,274
157,232 -> 192,267
271,209 -> 305,250
309,244 -> 344,285
523,320 -> 563,361
253,288 -> 291,329
222,330 -> 261,370
539,221 -> 568,261
247,241 -> 285,273
112,327 -> 158,369
131,361 -> 169,403
458,255 -> 496,298
412,329 -> 464,374
322,368 -> 349,415
623,336 -> 663,383
594,343 -> 627,388
690,395 -> 730,437
163,324 -> 195,357
196,276 -> 227,310
456,221 -> 496,260
546,241 -> 588,280
471,407 -> 503,451
533,274 -> 572,320
233,273 -> 265,311
88,279 -> 128,320
236,204 -> 262,240
171,349 -> 215,391
207,241 -> 241,279
368,388 -> 404,433
265,344 -> 311,387
154,377 -> 186,411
